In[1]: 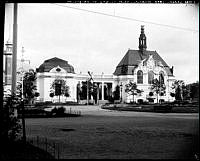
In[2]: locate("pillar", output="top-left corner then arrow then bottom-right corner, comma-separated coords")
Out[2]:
102,82 -> 104,100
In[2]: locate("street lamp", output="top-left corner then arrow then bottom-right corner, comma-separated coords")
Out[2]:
19,46 -> 30,143
87,71 -> 93,105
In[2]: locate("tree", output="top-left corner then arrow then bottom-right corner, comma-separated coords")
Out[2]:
125,82 -> 143,103
113,85 -> 120,100
50,79 -> 70,103
171,80 -> 188,101
151,78 -> 166,104
77,82 -> 81,103
186,82 -> 199,101
92,83 -> 98,104
17,70 -> 39,104
49,92 -> 54,102
1,93 -> 22,143
80,81 -> 87,100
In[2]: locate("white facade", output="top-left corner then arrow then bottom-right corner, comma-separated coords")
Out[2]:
36,26 -> 176,104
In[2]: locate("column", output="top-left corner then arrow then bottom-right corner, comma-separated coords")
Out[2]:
102,82 -> 104,100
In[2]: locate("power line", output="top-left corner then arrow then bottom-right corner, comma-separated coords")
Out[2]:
51,3 -> 198,33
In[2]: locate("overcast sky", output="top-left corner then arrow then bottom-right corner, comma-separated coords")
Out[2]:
4,3 -> 199,84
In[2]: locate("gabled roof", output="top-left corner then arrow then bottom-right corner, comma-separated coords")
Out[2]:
36,57 -> 75,73
113,49 -> 173,76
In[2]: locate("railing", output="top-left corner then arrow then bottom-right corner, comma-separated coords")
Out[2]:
66,108 -> 81,116
27,136 -> 62,159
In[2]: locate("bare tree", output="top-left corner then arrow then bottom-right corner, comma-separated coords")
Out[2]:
125,81 -> 143,103
151,78 -> 166,104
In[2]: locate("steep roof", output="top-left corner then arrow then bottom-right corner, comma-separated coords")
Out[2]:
36,57 -> 75,73
113,49 -> 173,76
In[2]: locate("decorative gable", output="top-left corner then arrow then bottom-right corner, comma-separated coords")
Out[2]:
146,55 -> 155,70
49,66 -> 67,74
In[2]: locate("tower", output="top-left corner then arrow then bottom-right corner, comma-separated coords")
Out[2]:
138,25 -> 147,52
4,40 -> 13,86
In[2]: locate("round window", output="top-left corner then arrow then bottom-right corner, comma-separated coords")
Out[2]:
56,68 -> 61,72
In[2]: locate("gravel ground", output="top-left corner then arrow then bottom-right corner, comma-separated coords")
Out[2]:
25,105 -> 199,159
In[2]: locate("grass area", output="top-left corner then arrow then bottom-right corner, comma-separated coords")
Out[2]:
0,140 -> 54,160
25,114 -> 199,159
102,104 -> 199,113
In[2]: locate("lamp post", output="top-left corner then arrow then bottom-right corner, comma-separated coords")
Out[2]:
87,71 -> 93,105
17,68 -> 26,143
87,78 -> 89,105
19,46 -> 30,143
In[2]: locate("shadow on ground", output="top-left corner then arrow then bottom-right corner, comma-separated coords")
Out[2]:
0,140 -> 54,160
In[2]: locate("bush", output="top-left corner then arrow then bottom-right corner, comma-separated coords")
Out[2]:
56,106 -> 66,115
49,93 -> 54,98
1,93 -> 22,142
108,96 -> 114,103
51,106 -> 66,116
170,92 -> 175,97
137,99 -> 144,104
159,99 -> 165,103
153,104 -> 172,113
34,92 -> 40,97
35,101 -> 52,107
142,101 -> 149,105
149,92 -> 154,96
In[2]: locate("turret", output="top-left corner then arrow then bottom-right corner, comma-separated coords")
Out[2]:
138,25 -> 147,53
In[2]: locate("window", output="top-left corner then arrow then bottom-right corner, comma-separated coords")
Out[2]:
121,65 -> 127,74
159,71 -> 165,84
137,70 -> 143,84
148,71 -> 154,84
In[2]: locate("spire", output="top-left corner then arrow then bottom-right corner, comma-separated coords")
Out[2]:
138,25 -> 147,52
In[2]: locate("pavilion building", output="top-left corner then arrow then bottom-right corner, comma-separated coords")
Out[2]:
36,26 -> 176,104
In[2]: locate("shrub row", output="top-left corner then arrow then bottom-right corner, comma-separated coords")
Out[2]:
18,106 -> 81,118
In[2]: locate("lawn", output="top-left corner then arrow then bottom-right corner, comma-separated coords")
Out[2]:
25,113 -> 199,159
102,103 -> 199,113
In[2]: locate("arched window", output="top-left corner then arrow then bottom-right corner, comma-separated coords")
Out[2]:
137,70 -> 143,84
159,71 -> 165,84
148,71 -> 154,84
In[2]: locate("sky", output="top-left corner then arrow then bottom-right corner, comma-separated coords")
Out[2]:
4,3 -> 199,84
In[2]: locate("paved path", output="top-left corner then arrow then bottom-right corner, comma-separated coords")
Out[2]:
62,105 -> 199,119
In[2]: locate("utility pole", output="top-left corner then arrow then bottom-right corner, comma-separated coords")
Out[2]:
11,3 -> 18,117
11,3 -> 17,95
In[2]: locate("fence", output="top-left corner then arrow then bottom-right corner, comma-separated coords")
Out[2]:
65,108 -> 81,116
27,136 -> 62,159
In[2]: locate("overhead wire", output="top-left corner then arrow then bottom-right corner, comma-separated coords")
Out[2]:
51,3 -> 198,33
